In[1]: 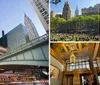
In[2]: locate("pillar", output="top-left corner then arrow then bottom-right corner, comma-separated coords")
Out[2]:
73,72 -> 80,85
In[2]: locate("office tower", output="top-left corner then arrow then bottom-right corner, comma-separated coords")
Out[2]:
24,14 -> 39,41
7,24 -> 28,49
50,11 -> 56,18
62,1 -> 71,20
75,6 -> 79,16
0,24 -> 28,50
82,4 -> 100,15
29,0 -> 49,33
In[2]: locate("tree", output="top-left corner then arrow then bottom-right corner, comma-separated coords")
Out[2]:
50,17 -> 66,32
50,15 -> 100,34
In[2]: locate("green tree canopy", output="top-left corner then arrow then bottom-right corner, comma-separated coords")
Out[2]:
50,17 -> 66,32
50,14 -> 100,34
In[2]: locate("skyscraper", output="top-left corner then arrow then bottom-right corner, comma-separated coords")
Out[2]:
0,24 -> 28,50
24,14 -> 39,41
29,0 -> 49,33
75,6 -> 79,16
62,1 -> 71,20
50,11 -> 56,18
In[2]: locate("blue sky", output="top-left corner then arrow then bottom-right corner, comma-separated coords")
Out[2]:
0,0 -> 46,37
50,0 -> 100,16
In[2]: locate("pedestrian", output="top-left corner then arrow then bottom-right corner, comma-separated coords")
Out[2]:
91,75 -> 97,85
84,77 -> 89,85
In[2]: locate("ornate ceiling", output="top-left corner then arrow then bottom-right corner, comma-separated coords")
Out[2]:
51,43 -> 100,62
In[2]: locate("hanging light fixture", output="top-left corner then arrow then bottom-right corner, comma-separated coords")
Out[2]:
70,53 -> 76,65
68,44 -> 78,65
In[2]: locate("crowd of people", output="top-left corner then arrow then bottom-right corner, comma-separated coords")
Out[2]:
84,75 -> 97,85
51,33 -> 100,41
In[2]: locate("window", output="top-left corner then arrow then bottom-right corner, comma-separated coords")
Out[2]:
42,12 -> 46,16
79,63 -> 82,69
83,64 -> 86,68
70,65 -> 72,71
76,63 -> 78,69
36,3 -> 39,7
86,62 -> 89,69
72,65 -> 75,70
40,8 -> 45,13
67,64 -> 70,71
67,61 -> 90,71
97,58 -> 100,67
38,5 -> 43,9
38,2 -> 41,5
44,11 -> 48,15
98,76 -> 100,84
35,1 -> 38,4
44,15 -> 49,20
46,20 -> 49,24
93,60 -> 97,67
45,0 -> 49,3
35,0 -> 39,6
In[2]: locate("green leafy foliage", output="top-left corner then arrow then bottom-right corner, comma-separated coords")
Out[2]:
50,17 -> 66,32
50,14 -> 100,34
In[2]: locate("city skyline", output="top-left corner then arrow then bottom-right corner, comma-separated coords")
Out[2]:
50,0 -> 100,16
0,0 -> 46,38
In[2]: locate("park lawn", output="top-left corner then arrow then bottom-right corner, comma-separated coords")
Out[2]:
51,34 -> 61,41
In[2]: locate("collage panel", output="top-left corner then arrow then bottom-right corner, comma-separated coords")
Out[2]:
50,0 -> 100,85
0,0 -> 49,85
50,42 -> 100,85
0,0 -> 100,85
50,0 -> 100,41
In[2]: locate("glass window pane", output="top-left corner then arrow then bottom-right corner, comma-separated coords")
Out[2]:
86,64 -> 89,69
79,64 -> 82,69
98,63 -> 100,67
72,65 -> 75,70
76,65 -> 78,69
67,64 -> 70,71
83,65 -> 85,68
86,61 -> 89,64
76,63 -> 79,69
93,61 -> 97,67
67,67 -> 70,71
70,65 -> 72,71
97,59 -> 100,67
98,76 -> 100,84
82,62 -> 85,65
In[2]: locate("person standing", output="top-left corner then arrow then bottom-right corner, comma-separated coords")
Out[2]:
84,77 -> 89,85
91,75 -> 97,85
